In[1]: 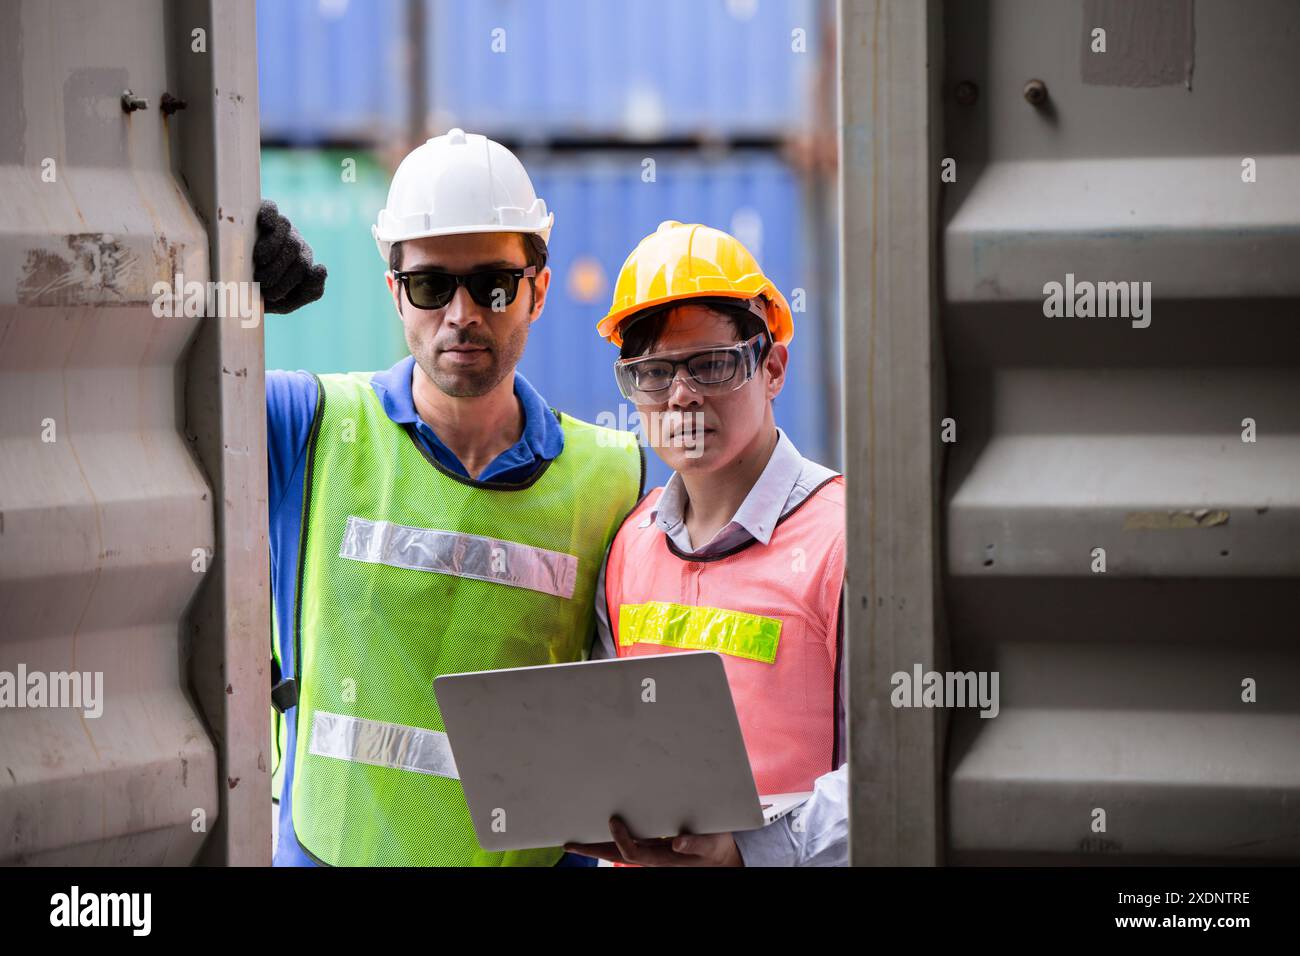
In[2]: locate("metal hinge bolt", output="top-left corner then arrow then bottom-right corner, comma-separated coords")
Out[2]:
121,89 -> 148,112
160,92 -> 188,115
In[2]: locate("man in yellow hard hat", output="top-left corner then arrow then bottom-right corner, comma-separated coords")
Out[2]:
567,221 -> 848,867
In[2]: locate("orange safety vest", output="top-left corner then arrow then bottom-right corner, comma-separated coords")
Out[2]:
605,475 -> 845,795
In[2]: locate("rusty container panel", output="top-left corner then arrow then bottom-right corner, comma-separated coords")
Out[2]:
841,0 -> 1300,865
938,0 -> 1300,862
0,0 -> 266,864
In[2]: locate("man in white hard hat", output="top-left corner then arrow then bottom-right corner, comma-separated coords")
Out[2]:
258,129 -> 644,867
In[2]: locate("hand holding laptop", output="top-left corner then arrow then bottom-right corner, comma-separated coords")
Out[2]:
564,815 -> 744,866
435,651 -> 810,856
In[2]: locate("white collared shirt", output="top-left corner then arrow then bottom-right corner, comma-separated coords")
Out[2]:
648,427 -> 831,553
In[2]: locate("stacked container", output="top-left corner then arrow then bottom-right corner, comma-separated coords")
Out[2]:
256,0 -> 838,485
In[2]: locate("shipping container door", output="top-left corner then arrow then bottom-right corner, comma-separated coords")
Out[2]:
842,0 -> 1300,865
0,0 -> 267,865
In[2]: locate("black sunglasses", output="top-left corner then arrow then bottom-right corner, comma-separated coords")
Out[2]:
393,266 -> 537,311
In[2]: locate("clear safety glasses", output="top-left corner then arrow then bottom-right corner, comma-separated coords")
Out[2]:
613,333 -> 767,403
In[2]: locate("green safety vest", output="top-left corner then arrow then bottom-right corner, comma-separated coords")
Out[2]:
288,372 -> 642,866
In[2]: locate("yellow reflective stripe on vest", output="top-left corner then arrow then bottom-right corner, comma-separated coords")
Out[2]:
618,601 -> 782,664
309,711 -> 460,779
338,515 -> 579,599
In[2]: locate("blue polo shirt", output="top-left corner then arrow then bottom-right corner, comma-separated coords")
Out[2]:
268,356 -> 576,866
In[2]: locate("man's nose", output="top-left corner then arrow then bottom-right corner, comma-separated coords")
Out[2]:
666,366 -> 703,410
441,284 -> 481,327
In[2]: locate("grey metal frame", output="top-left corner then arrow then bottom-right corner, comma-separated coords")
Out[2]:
840,0 -> 949,866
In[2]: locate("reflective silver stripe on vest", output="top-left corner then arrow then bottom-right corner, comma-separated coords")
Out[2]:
338,515 -> 579,599
309,711 -> 460,779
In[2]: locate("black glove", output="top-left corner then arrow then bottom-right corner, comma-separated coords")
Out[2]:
254,199 -> 327,314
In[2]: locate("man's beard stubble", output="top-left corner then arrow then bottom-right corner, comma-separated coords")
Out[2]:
411,318 -> 530,399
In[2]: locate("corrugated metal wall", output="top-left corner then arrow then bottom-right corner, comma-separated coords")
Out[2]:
940,0 -> 1300,863
839,0 -> 1300,864
257,0 -> 820,143
0,0 -> 268,865
843,0 -> 1300,868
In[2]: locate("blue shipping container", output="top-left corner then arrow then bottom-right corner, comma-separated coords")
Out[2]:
430,0 -> 821,141
257,0 -> 409,144
257,0 -> 821,144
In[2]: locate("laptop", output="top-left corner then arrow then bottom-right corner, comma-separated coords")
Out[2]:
435,651 -> 811,852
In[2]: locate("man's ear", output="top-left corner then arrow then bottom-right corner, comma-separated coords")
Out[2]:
764,342 -> 788,401
385,271 -> 403,318
529,265 -> 551,324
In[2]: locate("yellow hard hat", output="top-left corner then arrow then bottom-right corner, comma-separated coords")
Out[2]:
597,220 -> 794,348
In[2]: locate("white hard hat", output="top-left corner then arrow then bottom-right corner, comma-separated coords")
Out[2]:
373,128 -> 553,263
